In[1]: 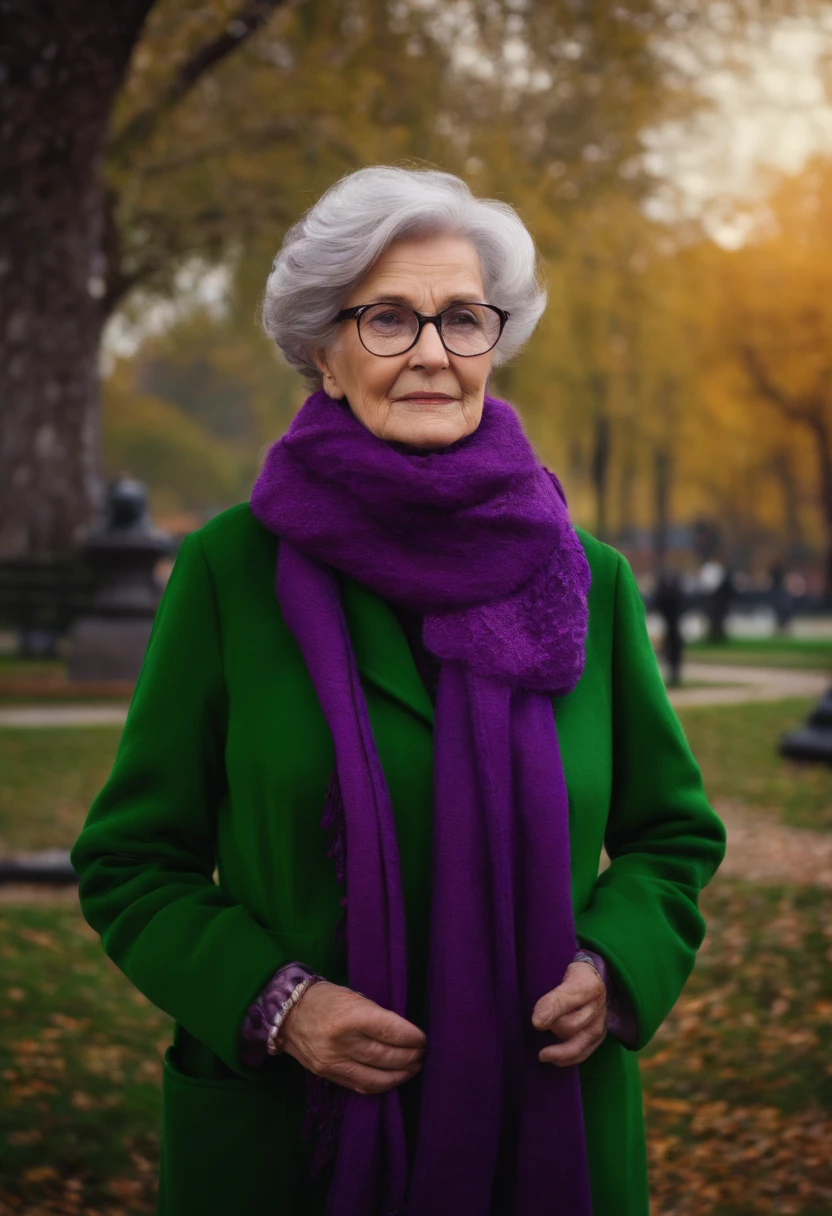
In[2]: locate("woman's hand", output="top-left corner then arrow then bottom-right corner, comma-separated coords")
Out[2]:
279,981 -> 426,1095
531,960 -> 607,1066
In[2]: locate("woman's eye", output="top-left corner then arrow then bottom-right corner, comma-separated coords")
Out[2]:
371,311 -> 405,328
445,309 -> 479,328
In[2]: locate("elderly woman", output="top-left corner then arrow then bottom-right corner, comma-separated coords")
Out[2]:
71,166 -> 726,1216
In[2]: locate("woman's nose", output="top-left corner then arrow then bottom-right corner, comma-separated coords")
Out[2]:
408,320 -> 449,369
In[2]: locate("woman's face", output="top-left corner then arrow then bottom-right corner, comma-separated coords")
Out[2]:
314,233 -> 495,450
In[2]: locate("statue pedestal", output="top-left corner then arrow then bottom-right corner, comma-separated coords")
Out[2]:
67,617 -> 155,682
67,477 -> 174,684
779,688 -> 832,765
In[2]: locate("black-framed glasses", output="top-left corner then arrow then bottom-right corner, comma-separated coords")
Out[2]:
333,301 -> 510,358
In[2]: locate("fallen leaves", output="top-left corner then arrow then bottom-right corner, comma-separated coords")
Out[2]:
0,904 -> 169,1214
20,1166 -> 60,1187
647,1096 -> 693,1114
0,849 -> 828,1215
647,1102 -> 832,1215
7,1129 -> 42,1147
48,1013 -> 87,1033
133,1058 -> 161,1082
80,1043 -> 126,1080
106,1178 -> 144,1201
69,1090 -> 98,1111
642,877 -> 832,1214
6,1078 -> 58,1103
18,928 -> 60,951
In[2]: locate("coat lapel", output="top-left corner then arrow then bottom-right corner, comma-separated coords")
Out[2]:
339,574 -> 435,729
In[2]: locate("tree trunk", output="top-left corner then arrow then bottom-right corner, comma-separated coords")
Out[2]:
615,421 -> 636,543
653,446 -> 672,578
770,448 -> 803,561
0,0 -> 154,558
807,416 -> 832,602
589,373 -> 610,542
591,412 -> 611,541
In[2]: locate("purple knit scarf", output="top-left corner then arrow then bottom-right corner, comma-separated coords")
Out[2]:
250,388 -> 594,1216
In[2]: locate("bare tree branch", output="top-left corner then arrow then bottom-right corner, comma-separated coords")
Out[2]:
103,199 -> 294,315
134,121 -> 301,177
109,0 -> 299,163
739,343 -> 820,426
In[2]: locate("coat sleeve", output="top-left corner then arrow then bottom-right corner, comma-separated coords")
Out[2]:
69,531 -> 293,1081
573,553 -> 727,1053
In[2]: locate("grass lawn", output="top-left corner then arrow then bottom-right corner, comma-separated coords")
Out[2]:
677,698 -> 832,833
0,658 -> 66,680
669,679 -> 741,691
0,656 -> 135,707
2,697 -> 829,855
0,694 -> 831,1211
0,877 -> 828,1215
0,898 -> 170,1215
0,728 -> 121,852
0,694 -> 131,707
639,877 -> 832,1215
686,637 -> 832,672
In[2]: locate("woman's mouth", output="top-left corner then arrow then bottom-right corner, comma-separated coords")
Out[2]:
395,393 -> 458,404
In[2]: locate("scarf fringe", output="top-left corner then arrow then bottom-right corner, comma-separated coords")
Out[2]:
322,764 -> 347,885
322,764 -> 348,951
303,765 -> 349,1180
303,1070 -> 347,1178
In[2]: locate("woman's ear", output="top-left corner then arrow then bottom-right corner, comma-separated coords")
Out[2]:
312,348 -> 343,400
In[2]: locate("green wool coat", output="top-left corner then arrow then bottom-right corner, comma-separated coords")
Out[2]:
70,502 -> 726,1216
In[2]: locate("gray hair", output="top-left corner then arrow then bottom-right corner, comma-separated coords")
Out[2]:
261,166 -> 547,384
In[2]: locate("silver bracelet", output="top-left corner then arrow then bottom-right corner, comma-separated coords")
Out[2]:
265,974 -> 324,1057
573,950 -> 605,989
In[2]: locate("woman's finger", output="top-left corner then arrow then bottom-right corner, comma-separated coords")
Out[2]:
349,1035 -> 426,1071
329,1057 -> 421,1096
549,1002 -> 599,1039
538,1021 -> 607,1067
532,966 -> 603,1031
350,1000 -> 427,1049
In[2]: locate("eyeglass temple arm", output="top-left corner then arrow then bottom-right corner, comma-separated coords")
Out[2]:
334,304 -> 509,324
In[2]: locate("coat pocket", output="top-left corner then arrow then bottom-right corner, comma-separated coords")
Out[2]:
157,1044 -> 331,1216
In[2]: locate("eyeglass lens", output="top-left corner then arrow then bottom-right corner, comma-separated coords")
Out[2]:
358,303 -> 502,356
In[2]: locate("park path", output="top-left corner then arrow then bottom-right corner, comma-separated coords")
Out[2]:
1,666 -> 827,719
713,801 -> 832,888
595,800 -> 832,888
667,663 -> 828,708
0,663 -> 826,726
5,799 -> 829,902
0,703 -> 129,727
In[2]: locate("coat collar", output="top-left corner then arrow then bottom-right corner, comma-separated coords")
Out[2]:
339,573 -> 435,729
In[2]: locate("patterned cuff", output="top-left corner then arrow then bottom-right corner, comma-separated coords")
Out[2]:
240,961 -> 320,1068
573,948 -> 639,1047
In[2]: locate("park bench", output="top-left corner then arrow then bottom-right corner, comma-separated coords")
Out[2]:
0,556 -> 98,657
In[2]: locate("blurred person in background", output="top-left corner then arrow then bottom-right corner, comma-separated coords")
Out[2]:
705,563 -> 736,644
654,570 -> 687,687
769,562 -> 794,634
71,166 -> 726,1216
